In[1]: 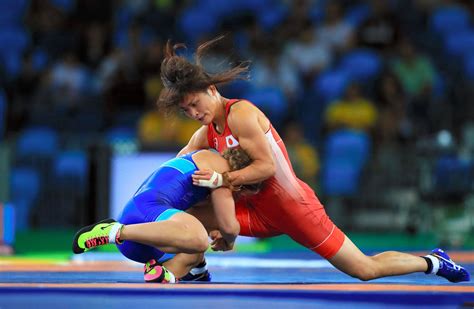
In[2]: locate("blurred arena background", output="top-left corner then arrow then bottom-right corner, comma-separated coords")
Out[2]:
0,0 -> 473,259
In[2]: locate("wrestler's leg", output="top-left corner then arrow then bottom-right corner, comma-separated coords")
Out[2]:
328,235 -> 428,281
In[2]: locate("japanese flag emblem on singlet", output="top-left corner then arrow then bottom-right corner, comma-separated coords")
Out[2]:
225,135 -> 239,148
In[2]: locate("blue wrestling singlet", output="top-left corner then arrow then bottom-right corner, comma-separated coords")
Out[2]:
116,151 -> 210,264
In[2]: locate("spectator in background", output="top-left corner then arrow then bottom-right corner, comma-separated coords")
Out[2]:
316,1 -> 355,54
25,0 -> 76,58
77,22 -> 111,69
283,121 -> 320,190
391,38 -> 436,135
252,43 -> 301,106
102,24 -> 150,124
95,47 -> 123,92
357,0 -> 400,54
283,20 -> 332,87
49,51 -> 89,107
137,111 -> 180,150
391,39 -> 435,98
374,72 -> 410,145
324,83 -> 378,133
137,54 -> 200,151
10,52 -> 42,131
143,1 -> 182,41
137,109 -> 201,150
279,0 -> 314,41
33,50 -> 89,114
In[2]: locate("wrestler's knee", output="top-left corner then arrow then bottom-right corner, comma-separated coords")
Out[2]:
345,259 -> 379,281
179,221 -> 209,252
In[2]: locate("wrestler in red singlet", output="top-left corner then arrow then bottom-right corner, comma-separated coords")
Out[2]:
207,99 -> 345,258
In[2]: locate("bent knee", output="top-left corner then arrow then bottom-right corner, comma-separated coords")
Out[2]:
193,234 -> 209,252
346,264 -> 379,281
183,226 -> 208,252
353,269 -> 378,281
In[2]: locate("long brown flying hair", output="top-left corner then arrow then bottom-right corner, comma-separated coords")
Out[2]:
158,35 -> 250,115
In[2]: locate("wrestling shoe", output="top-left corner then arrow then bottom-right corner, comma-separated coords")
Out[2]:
72,219 -> 120,254
180,260 -> 212,282
430,248 -> 470,283
144,259 -> 176,283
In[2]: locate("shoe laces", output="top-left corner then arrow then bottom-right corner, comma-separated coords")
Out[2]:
437,255 -> 462,271
85,236 -> 109,248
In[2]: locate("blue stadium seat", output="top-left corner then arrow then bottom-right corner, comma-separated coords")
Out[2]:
243,87 -> 288,127
322,130 -> 371,196
114,5 -> 134,32
10,167 -> 41,230
198,0 -> 240,19
434,156 -> 473,196
444,30 -> 474,57
325,129 -> 371,167
344,3 -> 370,27
322,162 -> 361,196
16,126 -> 59,159
309,5 -> 325,25
53,151 -> 88,189
257,3 -> 288,31
114,26 -> 156,50
430,6 -> 471,35
105,126 -> 136,142
0,90 -> 6,140
1,203 -> 15,245
338,49 -> 381,81
179,7 -> 218,45
0,0 -> 28,26
221,80 -> 251,99
0,27 -> 30,77
32,48 -> 49,71
313,69 -> 351,104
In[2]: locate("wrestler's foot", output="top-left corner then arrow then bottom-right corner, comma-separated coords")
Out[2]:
72,219 -> 122,254
429,248 -> 470,283
180,259 -> 212,282
144,259 -> 176,283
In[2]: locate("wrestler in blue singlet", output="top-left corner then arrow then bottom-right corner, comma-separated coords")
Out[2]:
116,151 -> 210,264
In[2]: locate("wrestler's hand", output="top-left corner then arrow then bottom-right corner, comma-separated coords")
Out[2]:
209,230 -> 234,251
192,169 -> 223,188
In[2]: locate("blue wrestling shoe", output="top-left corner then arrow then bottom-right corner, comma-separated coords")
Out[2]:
180,260 -> 212,282
430,248 -> 470,283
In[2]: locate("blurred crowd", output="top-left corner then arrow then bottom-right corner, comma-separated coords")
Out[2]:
1,0 -> 474,233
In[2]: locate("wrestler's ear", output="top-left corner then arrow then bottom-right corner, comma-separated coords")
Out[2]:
207,85 -> 217,96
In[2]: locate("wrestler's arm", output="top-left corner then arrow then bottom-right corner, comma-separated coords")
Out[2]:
177,126 -> 209,156
210,187 -> 239,250
224,102 -> 276,186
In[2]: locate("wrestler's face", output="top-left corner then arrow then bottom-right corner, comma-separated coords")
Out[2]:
180,87 -> 218,125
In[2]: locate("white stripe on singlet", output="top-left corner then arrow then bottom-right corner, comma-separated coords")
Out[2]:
265,131 -> 306,200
